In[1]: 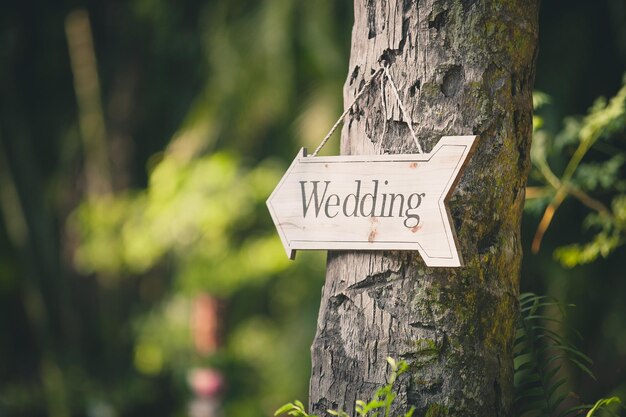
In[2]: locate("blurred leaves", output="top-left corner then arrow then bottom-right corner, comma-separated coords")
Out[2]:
59,3 -> 349,415
71,151 -> 290,295
2,0 -> 347,414
528,77 -> 626,266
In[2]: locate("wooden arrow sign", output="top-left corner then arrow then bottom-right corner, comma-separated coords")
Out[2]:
266,135 -> 477,267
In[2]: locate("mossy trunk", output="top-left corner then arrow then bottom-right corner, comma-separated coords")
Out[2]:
308,1 -> 539,416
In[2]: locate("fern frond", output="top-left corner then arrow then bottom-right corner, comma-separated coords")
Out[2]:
514,293 -> 595,417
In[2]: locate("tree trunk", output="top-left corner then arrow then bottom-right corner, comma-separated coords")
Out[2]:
309,1 -> 539,416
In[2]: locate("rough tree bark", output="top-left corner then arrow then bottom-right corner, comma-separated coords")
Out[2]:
309,1 -> 539,416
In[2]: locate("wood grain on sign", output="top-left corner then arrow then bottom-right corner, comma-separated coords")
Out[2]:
266,135 -> 477,267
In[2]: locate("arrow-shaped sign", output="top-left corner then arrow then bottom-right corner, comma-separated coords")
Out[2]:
267,135 -> 477,267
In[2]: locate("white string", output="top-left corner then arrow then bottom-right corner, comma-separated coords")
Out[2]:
382,65 -> 423,153
311,68 -> 384,157
312,63 -> 423,156
380,71 -> 388,137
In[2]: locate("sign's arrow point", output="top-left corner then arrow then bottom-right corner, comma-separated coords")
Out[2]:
267,136 -> 478,267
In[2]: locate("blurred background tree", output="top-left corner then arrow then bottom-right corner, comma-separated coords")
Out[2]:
0,0 -> 624,416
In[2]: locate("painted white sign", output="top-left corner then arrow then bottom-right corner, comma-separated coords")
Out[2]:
266,136 -> 477,267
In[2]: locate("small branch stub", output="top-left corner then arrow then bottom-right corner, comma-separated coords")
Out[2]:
266,135 -> 477,267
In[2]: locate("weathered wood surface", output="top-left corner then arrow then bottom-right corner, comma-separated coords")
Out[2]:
267,136 -> 477,266
309,1 -> 539,416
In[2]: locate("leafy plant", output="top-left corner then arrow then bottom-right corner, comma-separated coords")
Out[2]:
275,400 -> 315,417
514,293 -> 623,417
528,76 -> 626,266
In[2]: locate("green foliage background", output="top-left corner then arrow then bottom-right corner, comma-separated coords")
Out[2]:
0,1 -> 625,416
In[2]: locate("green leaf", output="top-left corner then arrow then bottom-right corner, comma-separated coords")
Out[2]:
586,397 -> 623,417
275,403 -> 296,416
569,357 -> 596,380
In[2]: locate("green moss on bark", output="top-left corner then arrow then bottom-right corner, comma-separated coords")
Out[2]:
425,403 -> 450,417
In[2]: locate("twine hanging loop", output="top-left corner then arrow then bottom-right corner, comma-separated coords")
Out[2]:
311,62 -> 423,156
